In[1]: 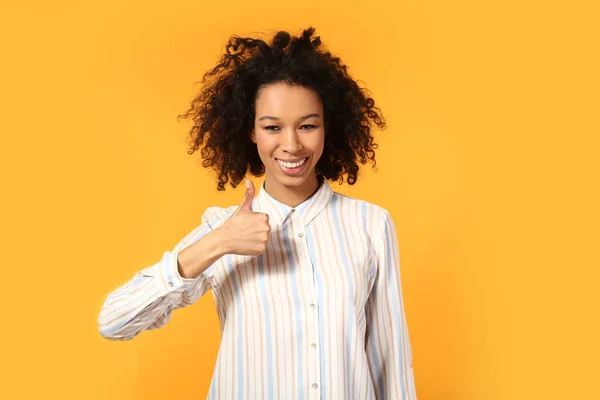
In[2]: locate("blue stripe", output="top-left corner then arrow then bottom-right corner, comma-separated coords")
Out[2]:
361,203 -> 382,400
164,252 -> 174,287
368,284 -> 385,397
257,253 -> 274,400
382,210 -> 406,398
228,256 -> 244,398
367,233 -> 385,398
210,374 -> 216,400
330,196 -> 355,398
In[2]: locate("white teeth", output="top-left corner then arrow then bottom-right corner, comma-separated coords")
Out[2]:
277,157 -> 307,169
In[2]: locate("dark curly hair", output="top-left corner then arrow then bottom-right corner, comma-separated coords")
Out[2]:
177,27 -> 386,191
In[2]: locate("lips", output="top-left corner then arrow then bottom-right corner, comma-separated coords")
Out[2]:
275,156 -> 309,175
275,157 -> 308,163
277,157 -> 308,166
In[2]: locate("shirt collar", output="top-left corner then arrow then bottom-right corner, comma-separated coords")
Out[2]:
255,178 -> 333,227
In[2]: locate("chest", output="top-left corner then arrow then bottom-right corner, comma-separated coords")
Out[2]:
209,219 -> 376,315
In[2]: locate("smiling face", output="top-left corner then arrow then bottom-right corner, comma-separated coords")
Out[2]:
251,82 -> 325,203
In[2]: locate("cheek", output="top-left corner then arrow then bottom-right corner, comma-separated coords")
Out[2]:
254,134 -> 275,156
312,132 -> 326,157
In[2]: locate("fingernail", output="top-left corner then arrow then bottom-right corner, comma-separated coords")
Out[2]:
246,179 -> 251,188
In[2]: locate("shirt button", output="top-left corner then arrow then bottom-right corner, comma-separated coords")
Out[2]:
298,232 -> 305,238
168,282 -> 173,287
311,343 -> 317,349
312,383 -> 319,389
310,303 -> 315,309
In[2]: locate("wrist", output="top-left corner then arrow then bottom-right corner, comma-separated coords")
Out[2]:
177,228 -> 229,279
209,227 -> 231,257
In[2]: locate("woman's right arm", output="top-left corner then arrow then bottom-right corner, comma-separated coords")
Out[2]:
98,179 -> 269,341
97,207 -> 227,341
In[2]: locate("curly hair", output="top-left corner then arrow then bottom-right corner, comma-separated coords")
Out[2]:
177,27 -> 386,191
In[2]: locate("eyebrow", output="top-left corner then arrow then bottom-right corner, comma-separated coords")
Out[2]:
258,113 -> 321,122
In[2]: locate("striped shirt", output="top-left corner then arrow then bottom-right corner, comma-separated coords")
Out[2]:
98,179 -> 417,399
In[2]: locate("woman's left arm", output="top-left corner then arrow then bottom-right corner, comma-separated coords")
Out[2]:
365,207 -> 417,400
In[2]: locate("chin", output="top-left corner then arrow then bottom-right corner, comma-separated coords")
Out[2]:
276,172 -> 311,186
281,177 -> 310,187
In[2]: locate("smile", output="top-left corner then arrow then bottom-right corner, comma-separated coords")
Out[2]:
276,157 -> 308,168
275,156 -> 310,175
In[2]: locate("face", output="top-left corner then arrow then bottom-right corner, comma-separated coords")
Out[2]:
251,82 -> 325,192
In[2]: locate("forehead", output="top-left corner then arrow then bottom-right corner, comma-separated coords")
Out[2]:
255,82 -> 323,117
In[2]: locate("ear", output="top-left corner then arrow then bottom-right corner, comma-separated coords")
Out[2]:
250,129 -> 257,143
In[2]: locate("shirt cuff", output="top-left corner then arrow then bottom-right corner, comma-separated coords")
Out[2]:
159,250 -> 197,293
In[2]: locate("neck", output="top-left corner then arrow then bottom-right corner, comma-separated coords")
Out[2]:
264,174 -> 321,208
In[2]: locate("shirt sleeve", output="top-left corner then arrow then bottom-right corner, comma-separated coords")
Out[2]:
365,207 -> 417,399
98,207 -> 221,341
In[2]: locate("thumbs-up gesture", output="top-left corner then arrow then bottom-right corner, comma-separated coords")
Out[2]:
217,179 -> 271,256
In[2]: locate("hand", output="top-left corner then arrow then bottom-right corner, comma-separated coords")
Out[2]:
217,179 -> 271,256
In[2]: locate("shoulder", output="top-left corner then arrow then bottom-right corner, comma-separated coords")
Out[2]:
329,190 -> 397,239
330,190 -> 391,219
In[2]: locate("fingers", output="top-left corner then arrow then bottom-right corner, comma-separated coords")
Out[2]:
239,178 -> 255,211
262,213 -> 270,230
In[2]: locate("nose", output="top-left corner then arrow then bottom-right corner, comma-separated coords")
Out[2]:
281,128 -> 303,153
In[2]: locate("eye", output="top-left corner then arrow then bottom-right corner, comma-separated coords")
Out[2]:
300,124 -> 317,130
264,126 -> 280,131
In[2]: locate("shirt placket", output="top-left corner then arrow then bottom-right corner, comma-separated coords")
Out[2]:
291,212 -> 322,400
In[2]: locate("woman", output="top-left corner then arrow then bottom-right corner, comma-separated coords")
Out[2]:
99,27 -> 417,399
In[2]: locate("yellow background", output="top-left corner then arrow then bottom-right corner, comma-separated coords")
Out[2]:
1,0 -> 598,399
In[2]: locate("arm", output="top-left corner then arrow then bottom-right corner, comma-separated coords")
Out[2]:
365,207 -> 417,399
98,207 -> 225,341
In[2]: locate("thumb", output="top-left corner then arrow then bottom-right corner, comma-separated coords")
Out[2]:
238,179 -> 255,211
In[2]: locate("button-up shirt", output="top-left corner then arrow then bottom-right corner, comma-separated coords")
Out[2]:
98,179 -> 417,399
